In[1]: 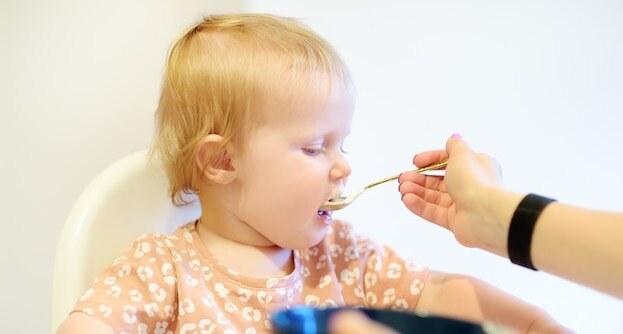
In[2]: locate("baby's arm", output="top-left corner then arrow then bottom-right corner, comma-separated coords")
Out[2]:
56,312 -> 113,334
415,271 -> 571,333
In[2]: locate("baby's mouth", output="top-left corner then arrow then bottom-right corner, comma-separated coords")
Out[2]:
317,190 -> 342,219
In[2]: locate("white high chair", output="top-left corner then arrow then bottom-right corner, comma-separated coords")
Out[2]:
50,150 -> 201,333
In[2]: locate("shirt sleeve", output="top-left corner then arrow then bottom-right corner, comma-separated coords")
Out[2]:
72,234 -> 178,333
329,220 -> 429,312
359,241 -> 428,312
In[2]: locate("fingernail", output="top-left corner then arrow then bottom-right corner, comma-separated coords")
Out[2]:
451,133 -> 462,139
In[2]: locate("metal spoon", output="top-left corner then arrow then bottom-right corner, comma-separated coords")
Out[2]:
319,161 -> 448,211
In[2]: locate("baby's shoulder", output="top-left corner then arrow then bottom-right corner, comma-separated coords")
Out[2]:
116,222 -> 198,262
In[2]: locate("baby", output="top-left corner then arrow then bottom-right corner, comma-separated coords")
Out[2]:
57,13 -> 568,333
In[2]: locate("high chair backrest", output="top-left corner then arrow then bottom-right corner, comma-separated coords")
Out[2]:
50,150 -> 201,333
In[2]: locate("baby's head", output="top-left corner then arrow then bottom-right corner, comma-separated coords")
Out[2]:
153,13 -> 352,205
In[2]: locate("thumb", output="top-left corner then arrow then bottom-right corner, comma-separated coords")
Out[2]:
446,133 -> 471,156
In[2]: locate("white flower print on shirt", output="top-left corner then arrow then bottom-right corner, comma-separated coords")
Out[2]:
128,289 -> 143,303
161,263 -> 176,285
137,322 -> 148,334
393,299 -> 409,311
179,298 -> 196,315
164,304 -> 174,318
322,299 -> 339,307
354,286 -> 365,298
305,294 -> 321,306
202,291 -> 217,307
316,255 -> 328,269
79,288 -> 94,301
118,264 -> 131,278
202,266 -> 215,282
103,276 -> 116,285
343,245 -> 359,262
144,302 -> 159,317
237,288 -> 252,302
183,231 -> 193,243
216,311 -> 230,325
257,290 -> 273,304
319,275 -> 332,288
330,244 -> 343,258
185,273 -> 199,287
266,278 -> 279,289
154,321 -> 170,334
224,301 -> 238,313
364,272 -> 377,289
149,283 -> 167,302
106,284 -> 122,298
386,262 -> 402,279
178,323 -> 197,334
187,259 -> 200,272
137,265 -> 153,282
134,242 -> 151,258
98,304 -> 112,318
410,278 -> 423,296
242,307 -> 262,322
214,282 -> 229,298
122,305 -> 137,324
366,253 -> 382,272
382,288 -> 396,304
339,268 -> 359,285
365,291 -> 377,305
199,319 -> 217,334
287,288 -> 295,302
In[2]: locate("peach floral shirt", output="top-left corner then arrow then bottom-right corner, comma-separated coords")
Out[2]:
72,220 -> 428,333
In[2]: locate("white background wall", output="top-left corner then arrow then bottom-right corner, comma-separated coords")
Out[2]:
3,0 -> 622,333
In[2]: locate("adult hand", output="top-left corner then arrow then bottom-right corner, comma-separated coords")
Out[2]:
398,135 -> 510,255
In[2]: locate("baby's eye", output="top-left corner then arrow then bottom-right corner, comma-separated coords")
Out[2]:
302,147 -> 324,156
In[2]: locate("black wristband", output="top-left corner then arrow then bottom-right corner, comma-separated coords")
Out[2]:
508,193 -> 556,270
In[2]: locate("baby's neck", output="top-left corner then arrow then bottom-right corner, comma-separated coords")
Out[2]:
195,220 -> 295,278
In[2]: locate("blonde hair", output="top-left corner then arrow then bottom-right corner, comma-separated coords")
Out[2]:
152,13 -> 350,205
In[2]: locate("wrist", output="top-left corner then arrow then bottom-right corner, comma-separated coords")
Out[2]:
476,187 -> 524,257
507,193 -> 557,270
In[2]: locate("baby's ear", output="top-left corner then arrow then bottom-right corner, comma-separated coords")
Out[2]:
196,134 -> 237,184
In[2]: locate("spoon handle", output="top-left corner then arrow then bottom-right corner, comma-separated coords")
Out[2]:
363,161 -> 448,190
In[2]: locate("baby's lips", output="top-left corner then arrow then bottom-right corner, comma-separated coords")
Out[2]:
328,188 -> 344,202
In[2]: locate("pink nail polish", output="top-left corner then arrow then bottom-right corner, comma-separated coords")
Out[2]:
451,133 -> 462,139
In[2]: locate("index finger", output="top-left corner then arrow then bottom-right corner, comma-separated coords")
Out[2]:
413,149 -> 448,168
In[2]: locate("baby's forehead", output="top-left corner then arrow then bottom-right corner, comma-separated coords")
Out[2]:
252,71 -> 353,118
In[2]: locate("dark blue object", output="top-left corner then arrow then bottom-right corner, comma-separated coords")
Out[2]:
271,306 -> 486,334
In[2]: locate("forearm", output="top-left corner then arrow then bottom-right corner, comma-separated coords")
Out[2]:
416,271 -> 564,332
482,189 -> 623,299
531,203 -> 623,298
